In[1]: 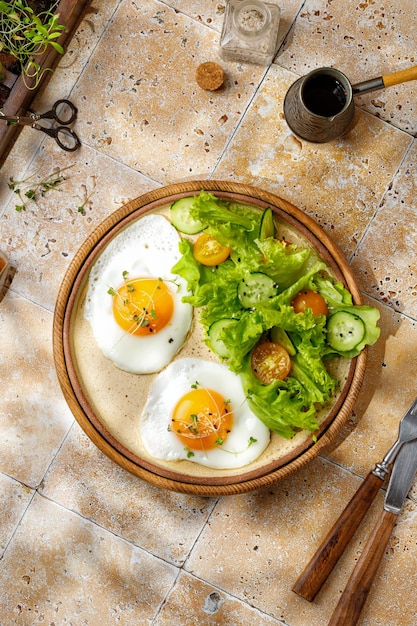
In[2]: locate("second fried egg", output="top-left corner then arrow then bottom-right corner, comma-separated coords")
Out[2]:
140,358 -> 270,469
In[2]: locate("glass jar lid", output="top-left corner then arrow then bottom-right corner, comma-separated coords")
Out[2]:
232,1 -> 272,42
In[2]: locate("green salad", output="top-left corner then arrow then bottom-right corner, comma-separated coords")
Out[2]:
170,191 -> 380,439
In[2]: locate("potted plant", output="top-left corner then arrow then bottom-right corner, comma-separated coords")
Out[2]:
0,0 -> 90,164
0,0 -> 65,90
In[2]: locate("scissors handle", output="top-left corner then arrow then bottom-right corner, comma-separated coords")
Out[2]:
34,123 -> 81,152
1,100 -> 78,126
38,99 -> 78,125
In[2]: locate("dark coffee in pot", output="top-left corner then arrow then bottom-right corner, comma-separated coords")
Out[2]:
302,74 -> 347,117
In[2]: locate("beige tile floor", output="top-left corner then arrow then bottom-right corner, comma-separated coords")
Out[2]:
1,0 -> 417,624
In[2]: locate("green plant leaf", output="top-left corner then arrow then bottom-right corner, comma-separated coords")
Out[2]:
0,0 -> 65,87
49,41 -> 64,54
9,11 -> 21,23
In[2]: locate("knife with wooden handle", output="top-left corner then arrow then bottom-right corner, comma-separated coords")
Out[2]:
292,397 -> 417,601
328,437 -> 417,626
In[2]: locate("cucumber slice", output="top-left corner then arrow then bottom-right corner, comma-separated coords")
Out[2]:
327,311 -> 366,353
259,207 -> 276,239
170,196 -> 206,234
238,272 -> 278,308
270,326 -> 296,356
208,318 -> 239,358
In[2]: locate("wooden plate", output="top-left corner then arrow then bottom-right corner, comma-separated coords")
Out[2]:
53,181 -> 366,496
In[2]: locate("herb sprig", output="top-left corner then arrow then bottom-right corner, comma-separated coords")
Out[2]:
8,165 -> 74,212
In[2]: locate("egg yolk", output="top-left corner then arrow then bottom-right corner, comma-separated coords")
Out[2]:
171,388 -> 233,451
112,277 -> 174,336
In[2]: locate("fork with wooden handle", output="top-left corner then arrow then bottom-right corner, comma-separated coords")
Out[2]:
292,398 -> 417,602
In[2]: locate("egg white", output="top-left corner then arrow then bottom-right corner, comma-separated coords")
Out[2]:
140,358 -> 270,469
84,214 -> 192,374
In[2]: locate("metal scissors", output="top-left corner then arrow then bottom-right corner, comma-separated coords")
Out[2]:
0,99 -> 81,152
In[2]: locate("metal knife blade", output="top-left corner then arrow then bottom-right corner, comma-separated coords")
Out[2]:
384,437 -> 417,514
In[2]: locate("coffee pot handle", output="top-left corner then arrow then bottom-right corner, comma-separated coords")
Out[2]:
382,64 -> 417,88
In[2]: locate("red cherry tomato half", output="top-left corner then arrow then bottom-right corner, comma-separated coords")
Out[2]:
291,290 -> 328,316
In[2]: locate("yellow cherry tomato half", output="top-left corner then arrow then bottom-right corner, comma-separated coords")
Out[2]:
251,342 -> 291,385
291,289 -> 328,317
193,233 -> 231,266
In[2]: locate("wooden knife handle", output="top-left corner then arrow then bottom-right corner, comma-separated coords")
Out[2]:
292,472 -> 383,601
328,509 -> 397,626
382,65 -> 417,88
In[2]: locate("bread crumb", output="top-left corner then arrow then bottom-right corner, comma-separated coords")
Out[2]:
196,62 -> 225,91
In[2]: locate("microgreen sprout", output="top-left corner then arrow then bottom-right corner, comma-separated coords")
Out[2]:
8,164 -> 74,212
108,276 -> 164,334
77,180 -> 96,214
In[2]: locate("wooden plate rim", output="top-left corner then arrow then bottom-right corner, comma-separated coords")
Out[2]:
53,180 -> 366,495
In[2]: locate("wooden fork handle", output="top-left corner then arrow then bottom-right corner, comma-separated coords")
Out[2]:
382,65 -> 417,88
328,509 -> 397,626
292,472 -> 383,601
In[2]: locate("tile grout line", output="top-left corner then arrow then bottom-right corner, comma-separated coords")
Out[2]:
35,467 -> 218,575
348,134 -> 416,266
22,485 -> 292,626
211,66 -> 270,178
0,474 -> 37,561
208,0 -> 310,178
361,290 -> 417,325
18,485 -> 290,625
66,0 -> 125,103
163,566 -> 291,626
0,418 -> 76,560
149,494 -> 222,623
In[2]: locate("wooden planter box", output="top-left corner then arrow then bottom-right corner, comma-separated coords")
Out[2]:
0,0 -> 91,164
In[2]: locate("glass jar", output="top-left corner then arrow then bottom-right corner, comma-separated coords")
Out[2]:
220,0 -> 281,66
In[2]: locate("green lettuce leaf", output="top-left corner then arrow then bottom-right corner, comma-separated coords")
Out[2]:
189,190 -> 256,231
240,356 -> 320,437
255,237 -> 311,289
171,191 -> 381,438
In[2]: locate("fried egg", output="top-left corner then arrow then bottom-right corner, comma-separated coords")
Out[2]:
140,358 -> 270,469
84,214 -> 192,374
